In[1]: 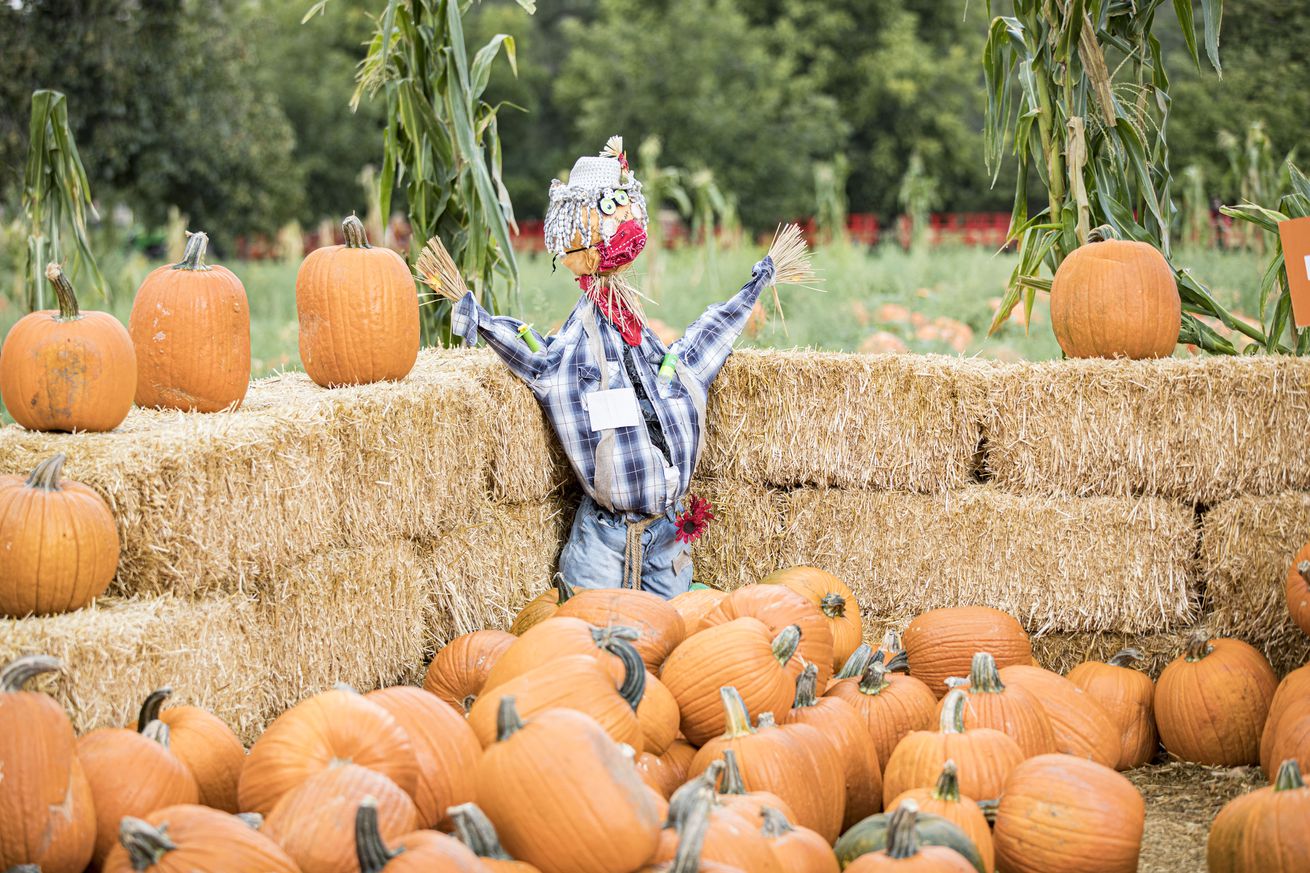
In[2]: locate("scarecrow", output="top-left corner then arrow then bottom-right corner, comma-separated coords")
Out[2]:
421,137 -> 812,599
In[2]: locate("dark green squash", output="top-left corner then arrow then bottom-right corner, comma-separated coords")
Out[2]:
834,807 -> 985,872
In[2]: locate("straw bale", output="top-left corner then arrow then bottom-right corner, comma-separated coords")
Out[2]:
782,485 -> 1198,634
688,476 -> 789,589
255,541 -> 431,718
0,594 -> 266,741
415,496 -> 574,646
1028,628 -> 1195,677
983,355 -> 1310,503
1197,491 -> 1310,673
699,350 -> 990,492
0,407 -> 338,598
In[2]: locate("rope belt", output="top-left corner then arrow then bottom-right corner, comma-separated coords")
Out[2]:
623,515 -> 660,590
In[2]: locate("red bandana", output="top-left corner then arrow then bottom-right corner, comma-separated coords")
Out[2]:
579,275 -> 644,346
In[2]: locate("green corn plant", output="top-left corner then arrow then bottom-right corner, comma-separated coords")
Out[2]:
339,0 -> 533,343
22,90 -> 106,311
1179,164 -> 1211,248
979,0 -> 1295,355
896,150 -> 939,252
815,154 -> 851,247
1219,122 -> 1296,253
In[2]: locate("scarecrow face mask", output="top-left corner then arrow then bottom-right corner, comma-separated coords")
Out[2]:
559,194 -> 647,277
546,136 -> 650,279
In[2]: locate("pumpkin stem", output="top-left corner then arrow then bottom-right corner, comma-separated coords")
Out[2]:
136,687 -> 173,733
933,759 -> 962,802
857,661 -> 893,695
173,231 -> 212,272
1086,224 -> 1119,243
668,759 -> 723,830
967,652 -> 1004,693
718,749 -> 747,796
141,719 -> 171,749
449,803 -> 513,860
940,689 -> 968,734
820,592 -> 847,618
5,865 -> 42,873
881,629 -> 904,656
552,573 -> 575,604
25,454 -> 68,491
342,214 -> 372,249
1106,648 -> 1144,668
44,262 -> 81,320
591,624 -> 642,649
1298,561 -> 1310,584
668,785 -> 715,873
757,712 -> 777,728
793,661 -> 820,708
1183,631 -> 1214,662
717,686 -> 756,738
119,816 -> 177,871
461,693 -> 478,714
609,636 -> 647,712
236,812 -> 264,830
884,799 -> 922,860
771,624 -> 802,666
496,696 -> 524,742
1274,759 -> 1305,791
884,649 -> 910,674
355,797 -> 401,873
834,643 -> 873,680
0,654 -> 62,692
759,805 -> 796,838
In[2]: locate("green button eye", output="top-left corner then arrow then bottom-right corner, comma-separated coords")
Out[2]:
613,190 -> 630,206
598,196 -> 617,216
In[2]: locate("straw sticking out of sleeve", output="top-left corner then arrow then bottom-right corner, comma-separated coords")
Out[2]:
416,235 -> 469,303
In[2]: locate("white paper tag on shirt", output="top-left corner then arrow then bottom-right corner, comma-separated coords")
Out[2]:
587,387 -> 641,431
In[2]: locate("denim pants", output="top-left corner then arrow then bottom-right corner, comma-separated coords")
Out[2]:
557,495 -> 694,600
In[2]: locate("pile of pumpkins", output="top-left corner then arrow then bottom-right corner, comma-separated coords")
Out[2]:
4,567 -> 1308,872
0,218 -> 420,621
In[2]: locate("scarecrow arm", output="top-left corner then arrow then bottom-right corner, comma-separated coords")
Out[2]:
671,256 -> 775,385
451,291 -> 549,382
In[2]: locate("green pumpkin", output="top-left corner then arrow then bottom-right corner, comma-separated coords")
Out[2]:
834,809 -> 985,871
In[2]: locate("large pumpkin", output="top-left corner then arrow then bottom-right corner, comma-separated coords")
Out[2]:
1154,632 -> 1277,765
648,772 -> 779,873
1286,550 -> 1310,637
102,805 -> 297,873
0,453 -> 119,617
555,588 -> 686,670
939,653 -> 1055,759
838,800 -> 982,873
1261,695 -> 1310,779
484,618 -> 631,691
669,586 -> 729,635
1260,663 -> 1310,775
0,655 -> 96,873
636,741 -> 697,800
448,803 -> 540,872
761,566 -> 861,670
993,754 -> 1144,873
129,231 -> 250,412
423,629 -> 516,714
903,607 -> 1031,699
1049,229 -> 1180,360
826,660 -> 937,773
759,807 -> 839,873
0,262 -> 136,431
702,584 -> 835,687
509,576 -> 575,636
238,687 -> 418,816
1207,758 -> 1310,873
753,710 -> 847,842
296,214 -> 419,387
1066,647 -> 1157,769
476,698 -> 662,873
712,750 -> 798,825
998,664 -> 1118,767
135,690 -> 244,813
886,760 -> 993,873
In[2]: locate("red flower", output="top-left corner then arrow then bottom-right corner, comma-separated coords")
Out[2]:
675,495 -> 715,544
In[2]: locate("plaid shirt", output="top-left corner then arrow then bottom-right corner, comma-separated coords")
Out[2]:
453,256 -> 775,516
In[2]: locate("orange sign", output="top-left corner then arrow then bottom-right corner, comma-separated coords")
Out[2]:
1280,216 -> 1310,327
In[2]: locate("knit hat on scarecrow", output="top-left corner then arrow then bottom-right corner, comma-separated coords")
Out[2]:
422,136 -> 813,599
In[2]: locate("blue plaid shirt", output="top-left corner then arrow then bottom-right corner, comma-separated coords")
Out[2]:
452,257 -> 775,516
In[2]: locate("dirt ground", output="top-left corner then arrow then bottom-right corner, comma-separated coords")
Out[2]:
1129,761 -> 1267,871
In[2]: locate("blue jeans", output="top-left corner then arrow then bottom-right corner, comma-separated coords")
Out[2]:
558,495 -> 694,600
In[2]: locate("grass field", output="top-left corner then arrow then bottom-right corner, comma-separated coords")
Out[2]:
0,242 -> 1271,383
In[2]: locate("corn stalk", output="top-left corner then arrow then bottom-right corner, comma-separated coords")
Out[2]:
980,0 -> 1291,355
815,154 -> 851,246
22,90 -> 105,311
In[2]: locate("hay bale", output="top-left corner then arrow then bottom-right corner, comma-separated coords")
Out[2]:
415,496 -> 574,646
1198,491 -> 1310,673
984,356 -> 1310,503
689,477 -> 788,589
0,407 -> 338,598
0,594 -> 266,741
1028,628 -> 1194,677
783,485 -> 1198,634
699,350 -> 989,492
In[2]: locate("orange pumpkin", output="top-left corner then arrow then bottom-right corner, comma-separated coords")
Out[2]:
637,740 -> 698,799
998,664 -> 1118,768
0,655 -> 96,873
1286,550 -> 1310,637
993,754 -> 1144,873
77,691 -> 201,867
702,584 -> 835,687
1155,632 -> 1277,765
129,231 -> 250,412
1208,758 -> 1310,873
555,588 -> 686,670
263,765 -> 418,873
787,661 -> 882,829
884,689 -> 1023,807
484,617 -> 629,690
826,661 -> 937,776
662,619 -> 801,745
1260,664 -> 1310,774
134,692 -> 244,813
448,803 -> 541,872
238,687 -> 418,816
0,262 -> 136,431
0,453 -> 119,618
1261,695 -> 1310,779
711,751 -> 798,825
296,214 -> 419,387
1066,647 -> 1157,769
423,629 -> 517,713
670,586 -> 729,635
886,760 -> 993,873
1049,230 -> 1180,360
645,774 -> 769,873
903,607 -> 1031,700
102,805 -> 298,873
755,712 -> 847,843
476,698 -> 662,873
761,566 -> 862,670
938,652 -> 1055,759
845,800 -> 977,872
365,686 -> 480,828
639,670 -> 681,754
509,576 -> 575,636
760,806 -> 839,873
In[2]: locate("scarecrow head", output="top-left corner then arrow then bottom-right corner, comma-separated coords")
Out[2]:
545,136 -> 649,278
